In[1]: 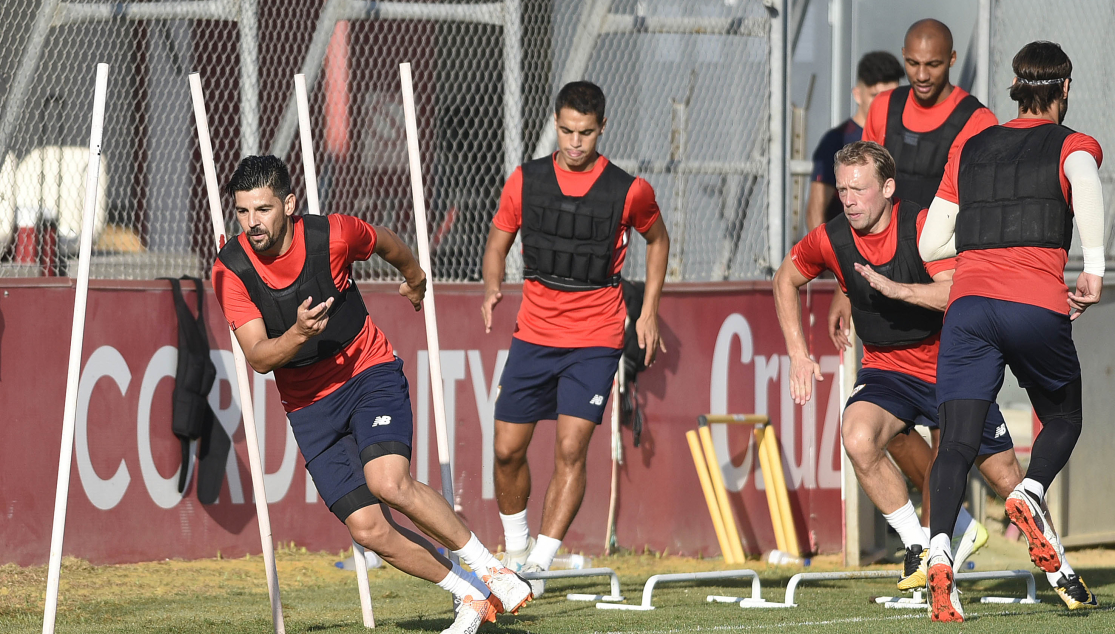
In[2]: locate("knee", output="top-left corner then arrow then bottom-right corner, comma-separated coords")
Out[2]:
366,472 -> 413,508
349,511 -> 392,549
494,436 -> 529,469
841,424 -> 884,465
554,436 -> 589,471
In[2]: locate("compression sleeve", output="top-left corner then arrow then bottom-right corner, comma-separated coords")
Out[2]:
1064,150 -> 1106,277
918,196 -> 959,261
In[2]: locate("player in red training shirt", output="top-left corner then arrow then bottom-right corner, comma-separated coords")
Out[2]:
828,19 -> 1001,491
920,41 -> 1104,621
775,141 -> 1058,592
480,82 -> 669,591
212,156 -> 532,634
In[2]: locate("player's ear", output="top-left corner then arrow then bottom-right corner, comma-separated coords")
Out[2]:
949,50 -> 957,68
882,177 -> 896,199
284,193 -> 296,217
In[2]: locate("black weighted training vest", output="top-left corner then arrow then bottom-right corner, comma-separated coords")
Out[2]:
884,86 -> 984,208
217,214 -> 369,368
520,156 -> 634,291
955,123 -> 1073,253
825,200 -> 942,347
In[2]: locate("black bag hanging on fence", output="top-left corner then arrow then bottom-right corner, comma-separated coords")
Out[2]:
620,279 -> 647,447
161,277 -> 228,503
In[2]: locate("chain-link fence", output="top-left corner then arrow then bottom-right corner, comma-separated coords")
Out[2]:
988,0 -> 1115,264
0,0 -> 774,282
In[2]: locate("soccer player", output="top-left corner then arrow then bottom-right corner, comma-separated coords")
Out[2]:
211,156 -> 532,634
806,51 -> 904,231
775,141 -> 1019,591
921,41 -> 1103,621
481,81 -> 669,592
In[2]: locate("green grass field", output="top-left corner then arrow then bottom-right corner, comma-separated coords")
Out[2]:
4,524 -> 1115,633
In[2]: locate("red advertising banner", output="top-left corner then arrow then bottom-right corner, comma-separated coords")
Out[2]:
0,280 -> 840,565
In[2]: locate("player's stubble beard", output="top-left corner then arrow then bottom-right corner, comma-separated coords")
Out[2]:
247,218 -> 288,254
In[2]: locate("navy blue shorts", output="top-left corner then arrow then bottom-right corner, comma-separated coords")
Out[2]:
494,338 -> 622,425
846,367 -> 1012,456
286,357 -> 415,521
937,296 -> 1080,404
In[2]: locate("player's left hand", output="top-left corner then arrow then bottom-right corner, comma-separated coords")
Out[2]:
1068,271 -> 1103,320
855,263 -> 908,301
399,274 -> 426,311
636,313 -> 667,367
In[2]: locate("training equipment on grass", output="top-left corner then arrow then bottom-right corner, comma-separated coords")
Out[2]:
293,71 -> 376,629
42,61 -> 107,634
875,569 -> 1040,608
596,569 -> 764,611
190,72 -> 286,634
520,567 -> 624,603
399,62 -> 457,513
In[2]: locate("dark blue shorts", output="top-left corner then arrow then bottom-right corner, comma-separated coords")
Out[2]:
286,357 -> 414,519
937,296 -> 1080,404
494,338 -> 622,425
846,367 -> 1012,456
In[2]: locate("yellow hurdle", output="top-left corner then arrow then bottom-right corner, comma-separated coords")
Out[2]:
697,425 -> 746,564
696,414 -> 801,558
685,430 -> 735,562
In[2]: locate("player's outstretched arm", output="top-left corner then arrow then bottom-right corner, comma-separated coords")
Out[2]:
233,297 -> 334,374
773,254 -> 823,405
373,225 -> 426,311
636,216 -> 670,367
854,264 -> 953,311
481,226 -> 516,333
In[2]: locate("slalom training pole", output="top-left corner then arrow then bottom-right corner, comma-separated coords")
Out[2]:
295,71 -> 375,628
189,72 -> 286,634
42,62 -> 107,634
398,62 -> 457,513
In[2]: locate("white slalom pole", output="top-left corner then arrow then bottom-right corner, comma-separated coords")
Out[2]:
42,61 -> 107,634
398,63 -> 456,509
188,72 -> 286,634
294,71 -> 375,629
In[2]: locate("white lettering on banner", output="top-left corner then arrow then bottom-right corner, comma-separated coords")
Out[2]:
709,314 -> 755,493
76,345 -> 132,510
207,350 -> 244,504
137,345 -> 187,509
817,356 -> 842,488
416,350 -> 465,485
752,355 -> 780,490
253,371 -> 297,502
467,349 -> 508,500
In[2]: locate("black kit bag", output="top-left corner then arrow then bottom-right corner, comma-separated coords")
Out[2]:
161,277 -> 229,503
620,279 -> 647,446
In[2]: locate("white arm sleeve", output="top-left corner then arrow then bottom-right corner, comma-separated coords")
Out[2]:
1064,150 -> 1106,277
918,196 -> 960,261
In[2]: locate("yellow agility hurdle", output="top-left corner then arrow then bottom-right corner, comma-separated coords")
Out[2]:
696,414 -> 801,558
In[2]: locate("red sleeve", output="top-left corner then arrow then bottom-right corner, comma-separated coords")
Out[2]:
211,257 -> 262,330
1059,132 -> 1104,203
329,213 -> 378,263
625,177 -> 661,233
492,168 -> 523,233
936,140 -> 963,204
861,90 -> 892,144
916,209 -> 956,277
790,225 -> 844,288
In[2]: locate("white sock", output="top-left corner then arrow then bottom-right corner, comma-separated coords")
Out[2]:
452,533 -> 503,578
883,501 -> 926,549
437,561 -> 490,601
500,510 -> 531,553
1020,478 -> 1046,501
1046,557 -> 1076,587
526,534 -> 562,569
923,526 -> 932,543
952,506 -> 975,539
929,533 -> 952,561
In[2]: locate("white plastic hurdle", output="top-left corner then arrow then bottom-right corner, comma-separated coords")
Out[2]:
876,569 -> 1040,608
709,570 -> 902,608
519,567 -> 625,603
596,570 -> 768,611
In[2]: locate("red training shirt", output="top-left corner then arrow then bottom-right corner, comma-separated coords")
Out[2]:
936,118 -> 1103,314
494,154 -> 662,349
212,215 -> 396,412
791,203 -> 953,383
863,86 -> 999,172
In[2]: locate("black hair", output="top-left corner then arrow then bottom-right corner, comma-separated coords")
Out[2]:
554,81 -> 606,124
857,51 -> 904,87
225,155 -> 292,199
1010,41 -> 1072,114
